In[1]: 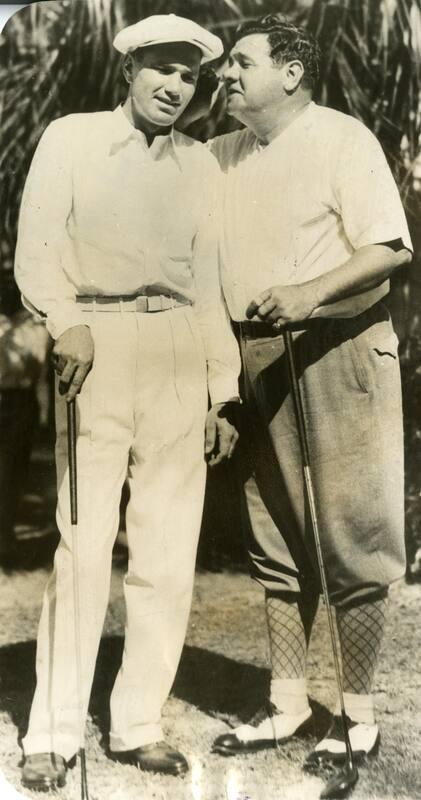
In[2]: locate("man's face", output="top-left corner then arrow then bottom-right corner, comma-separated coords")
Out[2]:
127,42 -> 201,130
223,34 -> 286,121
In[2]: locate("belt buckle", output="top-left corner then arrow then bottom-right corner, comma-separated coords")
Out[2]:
146,296 -> 163,313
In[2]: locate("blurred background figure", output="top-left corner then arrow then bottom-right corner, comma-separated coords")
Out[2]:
0,271 -> 50,568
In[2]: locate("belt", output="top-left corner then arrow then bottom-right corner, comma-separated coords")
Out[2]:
233,320 -> 285,339
234,318 -> 334,339
76,294 -> 190,313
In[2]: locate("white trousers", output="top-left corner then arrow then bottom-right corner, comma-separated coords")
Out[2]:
23,307 -> 209,760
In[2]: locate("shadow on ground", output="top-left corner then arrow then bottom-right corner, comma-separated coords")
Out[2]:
0,636 -> 331,752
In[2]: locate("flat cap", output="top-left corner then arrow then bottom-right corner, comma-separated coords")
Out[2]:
113,14 -> 223,64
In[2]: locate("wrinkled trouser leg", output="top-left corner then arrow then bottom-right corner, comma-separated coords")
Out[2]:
23,308 -> 208,760
235,307 -> 404,720
239,305 -> 405,605
109,309 -> 208,750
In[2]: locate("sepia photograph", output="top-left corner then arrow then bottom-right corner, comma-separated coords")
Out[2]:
0,1 -> 420,799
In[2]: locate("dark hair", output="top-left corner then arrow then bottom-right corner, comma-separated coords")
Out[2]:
234,14 -> 321,91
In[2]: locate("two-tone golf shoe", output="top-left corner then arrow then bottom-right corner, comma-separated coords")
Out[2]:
305,715 -> 380,770
212,702 -> 313,755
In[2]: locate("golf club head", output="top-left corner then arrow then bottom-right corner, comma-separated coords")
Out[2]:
320,763 -> 359,799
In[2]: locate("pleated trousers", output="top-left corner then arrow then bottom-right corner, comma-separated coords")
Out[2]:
23,306 -> 208,759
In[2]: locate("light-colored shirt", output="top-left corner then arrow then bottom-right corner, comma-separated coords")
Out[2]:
15,106 -> 240,404
210,102 -> 412,321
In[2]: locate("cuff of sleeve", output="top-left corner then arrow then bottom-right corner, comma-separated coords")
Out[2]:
352,226 -> 413,253
208,376 -> 240,406
46,306 -> 91,340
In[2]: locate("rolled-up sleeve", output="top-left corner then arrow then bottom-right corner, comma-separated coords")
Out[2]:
332,122 -> 412,252
14,118 -> 88,340
191,151 -> 241,405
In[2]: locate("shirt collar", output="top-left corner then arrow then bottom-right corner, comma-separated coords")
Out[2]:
109,105 -> 181,167
254,101 -> 315,151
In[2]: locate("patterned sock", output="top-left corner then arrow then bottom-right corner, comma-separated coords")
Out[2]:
336,596 -> 388,697
298,590 -> 319,647
265,592 -> 314,714
266,593 -> 307,679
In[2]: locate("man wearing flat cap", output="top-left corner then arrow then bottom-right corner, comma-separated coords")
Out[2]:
15,14 -> 240,790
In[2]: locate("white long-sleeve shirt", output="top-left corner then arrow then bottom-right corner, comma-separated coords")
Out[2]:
15,105 -> 240,405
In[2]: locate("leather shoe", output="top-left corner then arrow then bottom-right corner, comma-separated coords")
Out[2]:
113,741 -> 189,776
212,702 -> 313,755
304,715 -> 380,771
21,752 -> 67,791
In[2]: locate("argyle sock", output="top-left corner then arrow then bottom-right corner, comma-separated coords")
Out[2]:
265,591 -> 317,715
335,596 -> 388,724
266,594 -> 307,679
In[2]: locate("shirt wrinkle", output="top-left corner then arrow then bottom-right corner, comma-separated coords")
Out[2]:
14,107 -> 241,403
210,103 -> 412,322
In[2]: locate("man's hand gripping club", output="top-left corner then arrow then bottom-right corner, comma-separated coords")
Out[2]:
245,242 -> 412,328
246,284 -> 317,328
52,325 -> 94,402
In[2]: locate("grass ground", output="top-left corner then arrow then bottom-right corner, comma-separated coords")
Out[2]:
0,435 -> 420,800
0,559 -> 420,800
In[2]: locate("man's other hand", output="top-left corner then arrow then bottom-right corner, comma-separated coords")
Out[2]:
246,284 -> 317,328
205,401 -> 240,467
52,325 -> 94,402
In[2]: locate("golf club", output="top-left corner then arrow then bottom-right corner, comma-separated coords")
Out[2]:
67,399 -> 90,800
282,329 -> 359,800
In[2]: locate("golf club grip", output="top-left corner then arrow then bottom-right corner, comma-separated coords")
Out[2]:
67,400 -> 78,525
283,330 -> 310,467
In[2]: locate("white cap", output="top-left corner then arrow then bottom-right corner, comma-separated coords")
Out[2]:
113,14 -> 223,64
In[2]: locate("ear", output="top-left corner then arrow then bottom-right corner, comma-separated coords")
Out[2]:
122,54 -> 135,85
283,59 -> 305,92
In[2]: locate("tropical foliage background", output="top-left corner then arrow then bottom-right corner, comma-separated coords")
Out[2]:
1,0 -> 421,569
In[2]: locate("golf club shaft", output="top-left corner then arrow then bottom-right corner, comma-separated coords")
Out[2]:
67,399 -> 78,525
283,329 -> 354,769
67,400 -> 90,800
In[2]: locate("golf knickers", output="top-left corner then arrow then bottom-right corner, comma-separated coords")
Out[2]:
237,302 -> 406,607
23,306 -> 208,759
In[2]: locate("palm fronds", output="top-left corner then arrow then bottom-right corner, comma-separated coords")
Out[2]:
308,0 -> 421,214
0,0 -> 420,271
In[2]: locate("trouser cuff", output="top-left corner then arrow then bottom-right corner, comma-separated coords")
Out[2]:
22,734 -> 78,763
109,723 -> 164,752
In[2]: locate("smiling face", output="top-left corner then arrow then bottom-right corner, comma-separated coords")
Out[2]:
223,33 -> 294,123
123,41 -> 201,134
